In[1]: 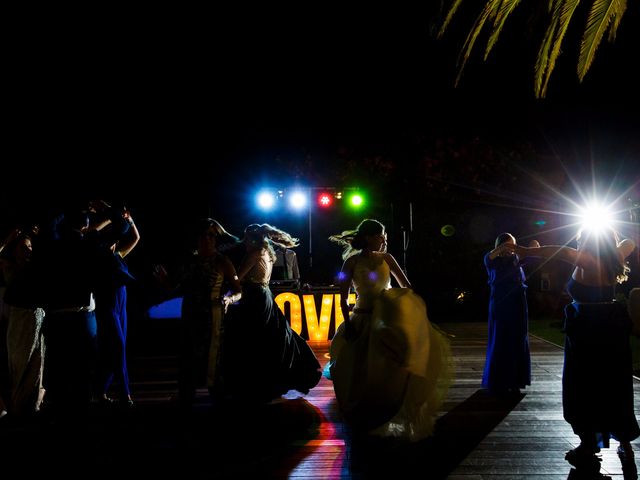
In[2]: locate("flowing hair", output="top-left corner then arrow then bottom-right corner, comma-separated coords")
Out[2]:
243,223 -> 299,262
194,218 -> 239,252
329,219 -> 385,260
577,228 -> 630,284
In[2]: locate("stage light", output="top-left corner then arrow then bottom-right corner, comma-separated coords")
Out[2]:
257,190 -> 277,211
579,202 -> 613,233
348,193 -> 365,209
288,190 -> 308,210
317,192 -> 333,208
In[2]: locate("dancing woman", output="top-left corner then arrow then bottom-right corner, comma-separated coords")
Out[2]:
224,224 -> 321,403
178,218 -> 242,406
327,219 -> 452,441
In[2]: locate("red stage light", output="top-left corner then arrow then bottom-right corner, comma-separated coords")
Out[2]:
318,193 -> 332,207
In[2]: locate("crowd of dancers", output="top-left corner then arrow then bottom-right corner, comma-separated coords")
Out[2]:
0,202 -> 638,475
0,201 -> 139,422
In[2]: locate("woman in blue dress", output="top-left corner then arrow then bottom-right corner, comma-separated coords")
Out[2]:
95,209 -> 140,407
481,233 -> 531,395
510,228 -> 638,474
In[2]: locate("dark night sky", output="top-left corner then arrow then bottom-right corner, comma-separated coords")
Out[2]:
3,5 -> 639,312
5,6 -> 638,179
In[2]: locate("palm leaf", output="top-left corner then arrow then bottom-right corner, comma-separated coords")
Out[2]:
578,0 -> 627,80
455,1 -> 504,86
438,0 -> 465,38
539,0 -> 582,97
607,0 -> 626,41
439,0 -> 628,97
535,2 -> 562,96
485,0 -> 523,60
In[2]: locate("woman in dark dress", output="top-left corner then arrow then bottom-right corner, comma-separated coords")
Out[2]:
481,233 -> 531,394
178,219 -> 242,407
511,228 -> 638,474
1,227 -> 45,417
224,224 -> 321,403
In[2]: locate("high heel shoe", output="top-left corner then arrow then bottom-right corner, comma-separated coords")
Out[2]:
565,445 -> 602,472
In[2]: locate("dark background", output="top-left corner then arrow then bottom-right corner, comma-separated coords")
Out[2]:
2,4 -> 639,321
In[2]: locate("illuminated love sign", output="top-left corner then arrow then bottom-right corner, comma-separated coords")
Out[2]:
274,292 -> 356,341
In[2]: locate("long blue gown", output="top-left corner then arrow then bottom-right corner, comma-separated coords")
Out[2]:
481,252 -> 531,392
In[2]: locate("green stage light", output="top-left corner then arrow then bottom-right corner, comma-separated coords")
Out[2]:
349,193 -> 364,209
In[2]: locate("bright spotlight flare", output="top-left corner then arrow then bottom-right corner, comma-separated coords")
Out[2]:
257,191 -> 277,211
578,202 -> 615,233
288,191 -> 308,210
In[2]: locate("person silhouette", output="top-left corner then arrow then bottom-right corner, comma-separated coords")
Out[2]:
223,223 -> 321,403
510,228 -> 638,475
481,233 -> 531,395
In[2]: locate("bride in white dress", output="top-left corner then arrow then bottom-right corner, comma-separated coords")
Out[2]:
327,219 -> 452,441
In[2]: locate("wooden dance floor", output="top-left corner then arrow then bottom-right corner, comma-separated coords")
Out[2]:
1,322 -> 638,478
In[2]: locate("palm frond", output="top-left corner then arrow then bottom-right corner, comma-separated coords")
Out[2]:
438,0 -> 465,38
578,0 -> 627,80
607,0 -> 626,41
535,4 -> 561,96
539,0 -> 582,97
440,0 -> 629,97
455,1 -> 503,86
485,0 -> 523,60
607,0 -> 627,43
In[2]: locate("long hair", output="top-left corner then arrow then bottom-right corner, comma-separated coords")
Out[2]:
1,231 -> 34,264
329,219 -> 385,260
194,218 -> 239,252
577,228 -> 630,283
243,223 -> 299,262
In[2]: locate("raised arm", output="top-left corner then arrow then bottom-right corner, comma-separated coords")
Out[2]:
86,200 -> 115,232
384,252 -> 412,288
513,244 -> 596,269
0,228 -> 21,270
117,213 -> 140,258
487,243 -> 509,260
619,238 -> 636,260
0,228 -> 21,256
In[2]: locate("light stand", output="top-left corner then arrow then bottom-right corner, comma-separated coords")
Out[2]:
308,192 -> 313,268
402,202 -> 413,274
